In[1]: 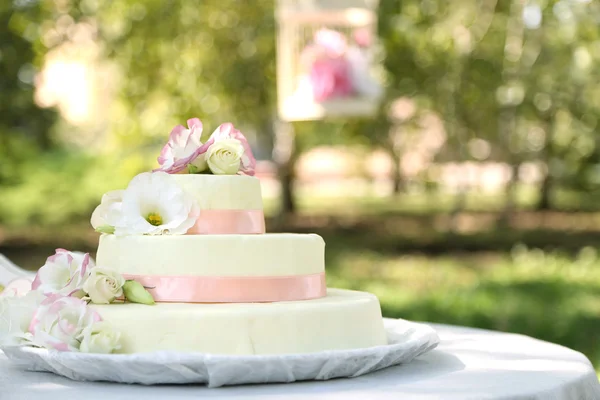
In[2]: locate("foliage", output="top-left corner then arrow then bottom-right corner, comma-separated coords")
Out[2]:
90,0 -> 276,151
4,0 -> 600,225
0,1 -> 57,185
378,0 -> 600,199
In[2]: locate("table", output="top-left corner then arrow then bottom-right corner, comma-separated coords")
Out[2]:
2,323 -> 599,400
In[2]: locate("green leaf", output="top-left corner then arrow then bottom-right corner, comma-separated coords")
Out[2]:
188,164 -> 213,175
187,164 -> 201,174
123,280 -> 155,305
95,225 -> 115,234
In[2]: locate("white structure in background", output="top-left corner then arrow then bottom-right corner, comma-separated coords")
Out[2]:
34,18 -> 114,149
276,0 -> 382,121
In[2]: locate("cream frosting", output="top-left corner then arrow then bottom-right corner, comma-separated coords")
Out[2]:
96,233 -> 325,277
171,174 -> 263,210
91,289 -> 387,355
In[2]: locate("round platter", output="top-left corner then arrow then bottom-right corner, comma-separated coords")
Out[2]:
1,318 -> 439,387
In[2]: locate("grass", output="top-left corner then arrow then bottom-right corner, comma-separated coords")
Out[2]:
322,237 -> 600,371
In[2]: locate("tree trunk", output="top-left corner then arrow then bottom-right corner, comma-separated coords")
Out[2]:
390,146 -> 403,194
536,116 -> 554,211
272,120 -> 297,219
497,0 -> 525,226
537,173 -> 552,210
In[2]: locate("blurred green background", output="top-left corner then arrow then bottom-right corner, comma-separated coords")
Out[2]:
2,0 -> 600,375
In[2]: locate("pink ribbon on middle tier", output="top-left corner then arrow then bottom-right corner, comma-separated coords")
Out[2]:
186,209 -> 265,235
122,272 -> 327,303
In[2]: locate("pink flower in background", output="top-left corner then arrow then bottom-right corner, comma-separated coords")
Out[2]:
32,250 -> 93,297
206,123 -> 256,176
314,28 -> 348,58
303,28 -> 355,102
155,118 -> 211,174
29,295 -> 102,351
310,57 -> 353,102
353,28 -> 373,48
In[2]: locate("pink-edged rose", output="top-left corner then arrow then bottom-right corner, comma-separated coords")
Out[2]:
155,118 -> 211,174
205,123 -> 256,176
32,250 -> 93,297
29,295 -> 103,351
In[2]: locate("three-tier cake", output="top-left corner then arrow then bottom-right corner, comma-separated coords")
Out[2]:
2,118 -> 387,356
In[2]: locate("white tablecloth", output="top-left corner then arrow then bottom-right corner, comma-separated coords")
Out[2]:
2,323 -> 599,400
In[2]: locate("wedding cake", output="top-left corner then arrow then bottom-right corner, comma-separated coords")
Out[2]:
0,118 -> 387,356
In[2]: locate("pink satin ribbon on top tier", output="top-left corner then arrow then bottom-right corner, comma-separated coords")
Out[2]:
123,273 -> 326,303
186,209 -> 265,235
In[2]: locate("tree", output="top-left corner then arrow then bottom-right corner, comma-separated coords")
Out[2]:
0,1 -> 57,185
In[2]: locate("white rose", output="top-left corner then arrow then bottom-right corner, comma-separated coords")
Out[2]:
79,321 -> 121,354
205,138 -> 244,175
82,267 -> 125,304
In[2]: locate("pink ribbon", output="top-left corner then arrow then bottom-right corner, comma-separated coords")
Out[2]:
122,272 -> 326,303
187,209 -> 265,235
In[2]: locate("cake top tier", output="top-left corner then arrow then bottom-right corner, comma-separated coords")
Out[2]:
172,174 -> 262,210
91,118 -> 265,236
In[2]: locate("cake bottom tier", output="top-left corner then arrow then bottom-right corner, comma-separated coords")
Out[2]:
90,288 -> 387,355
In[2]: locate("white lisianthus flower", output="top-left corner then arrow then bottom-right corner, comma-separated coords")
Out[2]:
0,290 -> 44,347
113,171 -> 199,236
82,267 -> 125,304
29,295 -> 102,351
205,138 -> 244,175
90,190 -> 124,233
32,250 -> 94,297
79,321 -> 121,354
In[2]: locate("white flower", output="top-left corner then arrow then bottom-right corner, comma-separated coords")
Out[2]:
90,190 -> 124,233
205,138 -> 244,175
82,267 -> 125,304
79,321 -> 121,354
113,171 -> 199,236
206,123 -> 256,176
32,250 -> 94,297
30,295 -> 102,351
0,290 -> 44,347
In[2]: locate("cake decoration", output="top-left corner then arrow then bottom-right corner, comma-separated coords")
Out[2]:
1,248 -> 157,353
31,249 -> 93,297
155,118 -> 256,176
1,288 -> 122,354
30,249 -> 154,305
91,171 -> 199,236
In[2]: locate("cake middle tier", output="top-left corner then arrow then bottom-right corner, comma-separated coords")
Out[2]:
96,233 -> 325,277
